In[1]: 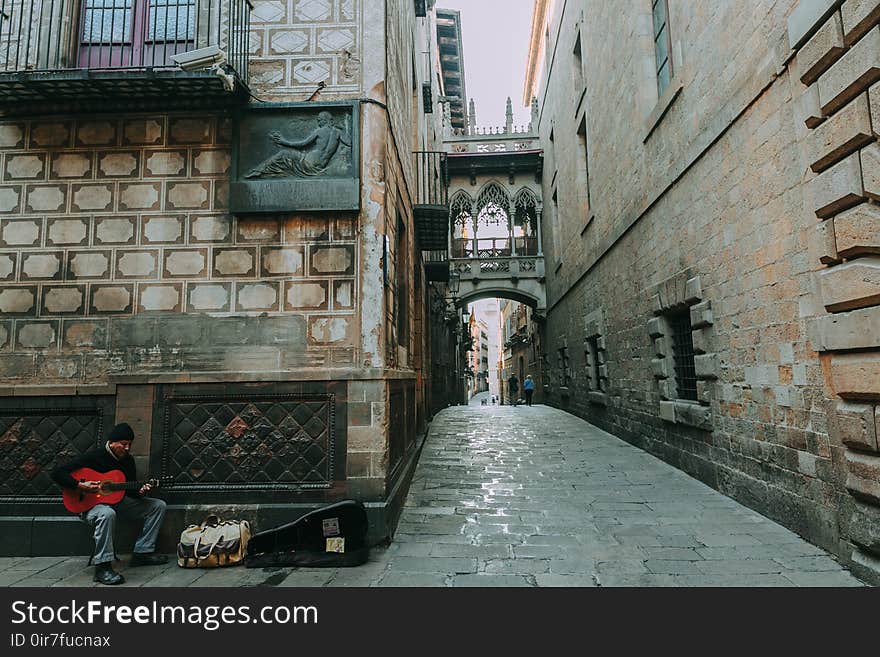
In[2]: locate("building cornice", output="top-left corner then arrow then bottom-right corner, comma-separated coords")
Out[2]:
523,0 -> 551,107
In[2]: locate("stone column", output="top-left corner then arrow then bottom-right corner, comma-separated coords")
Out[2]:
508,199 -> 517,257
536,207 -> 544,255
471,201 -> 478,258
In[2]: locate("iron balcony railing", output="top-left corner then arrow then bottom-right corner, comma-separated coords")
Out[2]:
0,0 -> 251,79
414,150 -> 448,208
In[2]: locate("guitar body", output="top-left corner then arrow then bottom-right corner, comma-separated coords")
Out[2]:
62,468 -> 127,513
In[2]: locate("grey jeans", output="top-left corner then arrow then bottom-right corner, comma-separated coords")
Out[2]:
83,496 -> 167,565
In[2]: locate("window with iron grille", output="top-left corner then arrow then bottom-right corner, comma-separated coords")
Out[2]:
585,336 -> 602,392
669,310 -> 697,401
558,346 -> 571,387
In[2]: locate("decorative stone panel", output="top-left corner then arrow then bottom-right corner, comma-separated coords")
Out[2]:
120,183 -> 161,211
0,187 -> 22,214
191,214 -> 231,242
20,252 -> 62,280
90,285 -> 133,314
71,184 -> 114,212
236,282 -> 280,312
138,284 -> 182,313
5,154 -> 46,180
116,250 -> 159,279
285,281 -> 329,310
47,218 -> 89,246
0,253 -> 16,280
68,251 -> 111,279
151,386 -> 343,496
164,249 -> 208,278
25,185 -> 66,213
332,280 -> 355,310
0,219 -> 39,246
0,396 -> 114,500
98,152 -> 140,178
30,122 -> 70,148
142,216 -> 183,243
16,321 -> 58,350
95,217 -> 136,245
187,283 -> 232,312
41,286 -> 86,315
144,151 -> 186,177
76,121 -> 117,147
51,153 -> 92,179
262,247 -> 305,277
0,287 -> 36,315
310,244 -> 354,275
214,248 -> 256,277
123,119 -> 164,145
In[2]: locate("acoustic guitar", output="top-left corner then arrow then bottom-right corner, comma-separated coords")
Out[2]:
62,467 -> 162,514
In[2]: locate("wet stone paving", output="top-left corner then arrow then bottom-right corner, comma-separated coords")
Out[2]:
0,399 -> 866,587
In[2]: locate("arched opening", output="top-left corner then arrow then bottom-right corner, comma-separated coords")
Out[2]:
475,183 -> 512,267
450,191 -> 474,258
514,188 -> 540,256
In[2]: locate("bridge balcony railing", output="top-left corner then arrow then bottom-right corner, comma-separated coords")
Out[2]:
451,255 -> 544,279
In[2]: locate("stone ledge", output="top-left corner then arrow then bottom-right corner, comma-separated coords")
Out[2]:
642,76 -> 684,144
588,391 -> 608,406
809,304 -> 880,350
659,400 -> 713,431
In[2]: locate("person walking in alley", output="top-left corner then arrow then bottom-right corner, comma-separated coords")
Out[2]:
523,374 -> 535,406
507,374 -> 519,406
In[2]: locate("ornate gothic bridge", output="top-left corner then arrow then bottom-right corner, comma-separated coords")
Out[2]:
415,99 -> 546,315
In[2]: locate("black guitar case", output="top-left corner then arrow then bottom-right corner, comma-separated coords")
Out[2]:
245,500 -> 370,568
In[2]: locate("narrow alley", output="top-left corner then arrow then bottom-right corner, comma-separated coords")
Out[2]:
0,403 -> 863,587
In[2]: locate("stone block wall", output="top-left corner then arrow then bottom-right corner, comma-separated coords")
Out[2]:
537,0 -> 880,581
0,113 -> 362,386
249,0 -> 364,98
796,0 -> 880,580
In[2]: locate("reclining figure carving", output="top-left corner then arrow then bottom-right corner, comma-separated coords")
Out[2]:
245,111 -> 351,179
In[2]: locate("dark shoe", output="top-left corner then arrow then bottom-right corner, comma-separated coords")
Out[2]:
94,563 -> 125,585
129,552 -> 169,567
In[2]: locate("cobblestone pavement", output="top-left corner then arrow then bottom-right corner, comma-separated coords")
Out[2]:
0,404 -> 866,587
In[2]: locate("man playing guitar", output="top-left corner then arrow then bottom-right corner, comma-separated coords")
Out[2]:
51,422 -> 168,585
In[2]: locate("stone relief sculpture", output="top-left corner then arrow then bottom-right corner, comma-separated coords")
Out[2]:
245,111 -> 351,179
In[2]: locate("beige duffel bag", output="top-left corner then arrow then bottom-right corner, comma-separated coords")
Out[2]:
177,514 -> 252,568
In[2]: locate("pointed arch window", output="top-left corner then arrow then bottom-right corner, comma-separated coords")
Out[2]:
475,183 -> 512,257
450,192 -> 474,258
514,188 -> 539,256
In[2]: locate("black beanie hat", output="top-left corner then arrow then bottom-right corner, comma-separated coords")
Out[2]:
107,422 -> 135,443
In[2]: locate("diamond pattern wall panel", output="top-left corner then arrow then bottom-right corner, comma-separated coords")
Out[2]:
0,397 -> 113,500
159,393 -> 336,490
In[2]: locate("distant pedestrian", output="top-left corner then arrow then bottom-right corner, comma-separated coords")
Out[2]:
523,374 -> 535,406
507,374 -> 519,406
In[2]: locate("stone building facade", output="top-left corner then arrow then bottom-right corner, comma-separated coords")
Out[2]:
529,0 -> 880,582
0,0 -> 451,554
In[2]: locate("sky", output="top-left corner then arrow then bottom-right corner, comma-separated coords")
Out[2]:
437,0 -> 535,130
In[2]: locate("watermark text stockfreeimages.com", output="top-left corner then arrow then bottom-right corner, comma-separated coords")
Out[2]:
10,599 -> 318,632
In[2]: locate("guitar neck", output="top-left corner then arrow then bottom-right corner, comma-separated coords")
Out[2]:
105,480 -> 152,491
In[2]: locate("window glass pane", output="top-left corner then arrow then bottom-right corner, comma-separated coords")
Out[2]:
654,25 -> 668,70
81,0 -> 133,43
657,61 -> 670,96
652,0 -> 667,39
148,0 -> 196,41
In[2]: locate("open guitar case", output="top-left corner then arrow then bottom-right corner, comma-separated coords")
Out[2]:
245,500 -> 370,568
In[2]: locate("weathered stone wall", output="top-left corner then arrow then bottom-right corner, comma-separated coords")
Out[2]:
537,0 -> 880,581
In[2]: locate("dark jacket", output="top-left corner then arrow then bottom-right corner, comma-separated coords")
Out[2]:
51,445 -> 141,500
